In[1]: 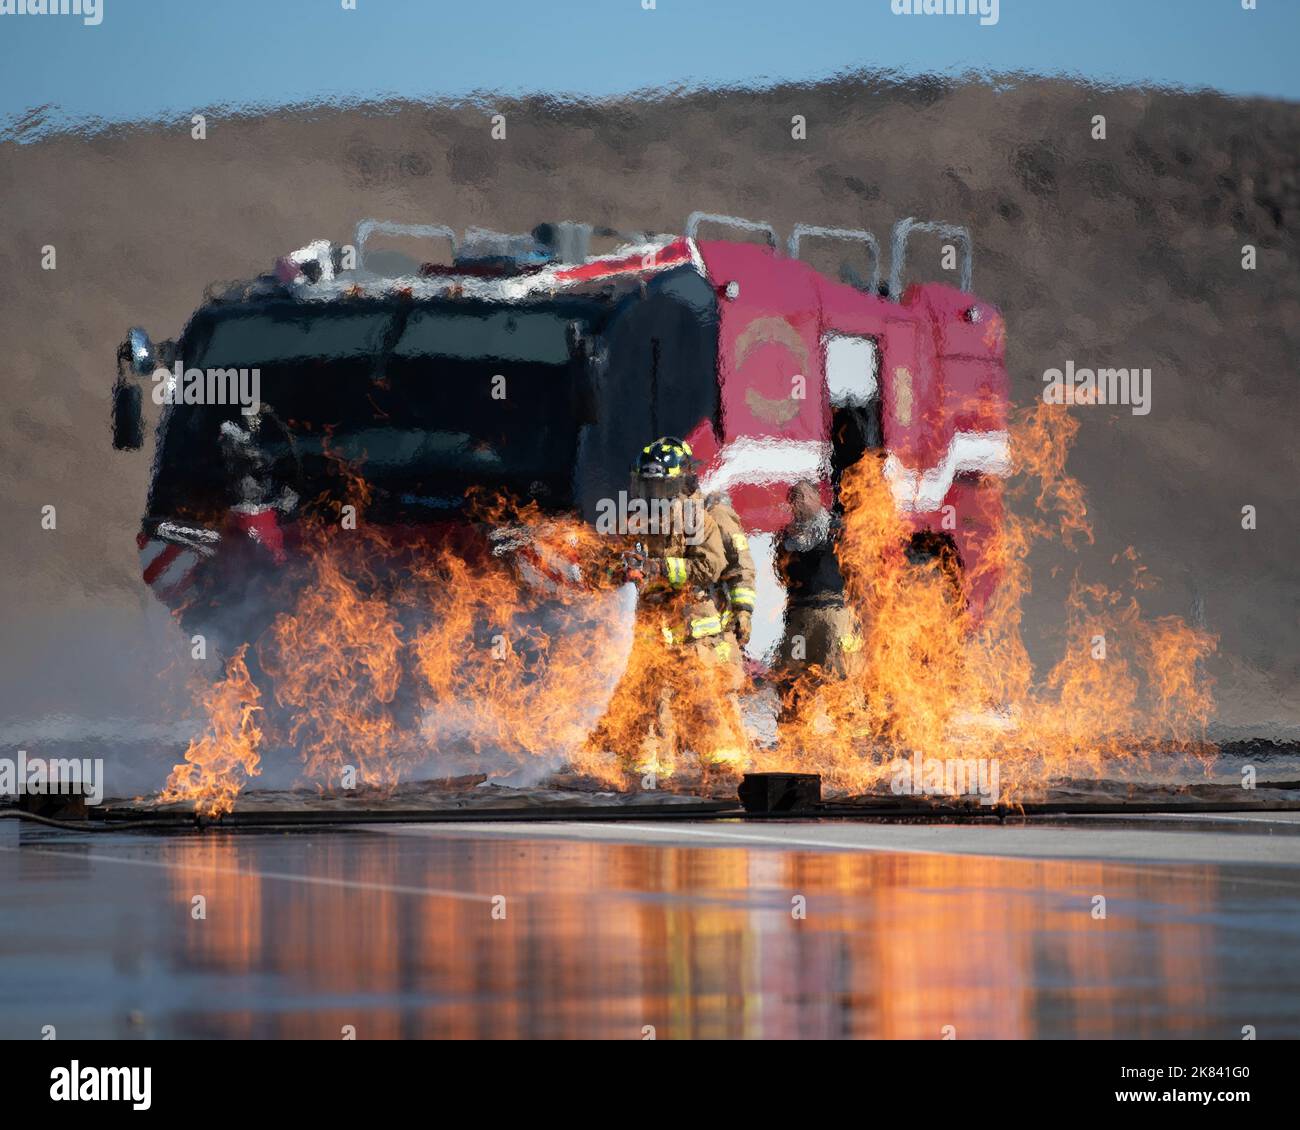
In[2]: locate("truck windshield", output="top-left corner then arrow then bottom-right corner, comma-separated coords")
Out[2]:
147,301 -> 584,523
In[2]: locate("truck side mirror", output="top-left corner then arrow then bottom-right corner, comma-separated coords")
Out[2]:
124,326 -> 156,376
112,376 -> 144,450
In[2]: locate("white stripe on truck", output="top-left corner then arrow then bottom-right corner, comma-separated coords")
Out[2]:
699,430 -> 1010,513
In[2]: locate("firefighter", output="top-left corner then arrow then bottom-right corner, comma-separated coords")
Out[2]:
704,490 -> 756,649
217,404 -> 299,517
773,480 -> 862,720
586,438 -> 749,781
217,404 -> 298,564
703,490 -> 756,720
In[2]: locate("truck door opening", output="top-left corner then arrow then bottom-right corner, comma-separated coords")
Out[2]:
823,333 -> 882,488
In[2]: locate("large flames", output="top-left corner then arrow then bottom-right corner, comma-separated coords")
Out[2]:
406,502 -> 631,783
764,403 -> 1217,799
161,402 -> 1216,816
160,644 -> 262,817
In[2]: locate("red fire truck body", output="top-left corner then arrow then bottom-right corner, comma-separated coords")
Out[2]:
114,213 -> 1009,636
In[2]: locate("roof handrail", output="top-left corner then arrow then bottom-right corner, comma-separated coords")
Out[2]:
787,223 -> 881,293
887,217 -> 973,300
685,211 -> 779,250
354,219 -> 458,273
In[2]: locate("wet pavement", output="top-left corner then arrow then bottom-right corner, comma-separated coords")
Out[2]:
2,816 -> 1299,1039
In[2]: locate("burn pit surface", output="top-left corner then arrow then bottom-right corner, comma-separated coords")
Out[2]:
73,737 -> 1300,827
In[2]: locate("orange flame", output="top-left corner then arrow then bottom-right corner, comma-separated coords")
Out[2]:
764,402 -> 1217,800
160,645 -> 262,817
405,500 -> 630,785
160,402 -> 1215,813
258,527 -> 408,790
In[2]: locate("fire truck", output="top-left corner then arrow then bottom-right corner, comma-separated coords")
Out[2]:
112,213 -> 1009,645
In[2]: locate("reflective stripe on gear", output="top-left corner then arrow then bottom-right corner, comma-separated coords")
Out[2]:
664,556 -> 688,587
729,584 -> 756,611
689,615 -> 722,639
662,618 -> 723,643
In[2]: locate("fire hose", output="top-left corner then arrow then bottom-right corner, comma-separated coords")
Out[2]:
5,780 -> 1300,834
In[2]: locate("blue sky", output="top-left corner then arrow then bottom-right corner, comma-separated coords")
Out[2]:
1,0 -> 1296,130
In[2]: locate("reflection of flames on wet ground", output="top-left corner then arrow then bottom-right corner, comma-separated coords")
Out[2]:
162,403 -> 1216,817
152,835 -> 1227,1038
